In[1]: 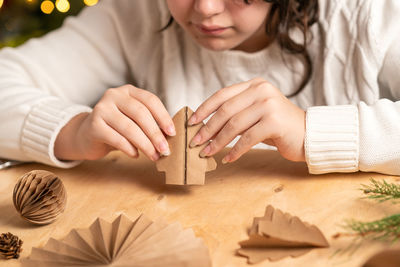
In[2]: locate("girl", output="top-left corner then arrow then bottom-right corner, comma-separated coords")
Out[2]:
0,0 -> 399,175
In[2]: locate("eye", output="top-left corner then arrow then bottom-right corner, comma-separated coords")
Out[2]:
231,0 -> 255,6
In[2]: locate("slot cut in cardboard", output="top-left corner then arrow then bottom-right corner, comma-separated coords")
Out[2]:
156,106 -> 217,185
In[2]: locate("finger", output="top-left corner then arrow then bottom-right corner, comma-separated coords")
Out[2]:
128,86 -> 176,136
190,82 -> 265,148
222,120 -> 271,164
94,119 -> 139,158
104,107 -> 160,161
188,78 -> 262,126
199,104 -> 262,158
116,96 -> 170,156
263,139 -> 276,147
209,128 -> 246,140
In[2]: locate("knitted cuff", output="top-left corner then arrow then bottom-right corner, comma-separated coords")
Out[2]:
305,105 -> 359,174
21,98 -> 92,168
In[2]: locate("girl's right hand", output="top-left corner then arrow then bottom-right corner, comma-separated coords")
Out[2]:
54,85 -> 176,161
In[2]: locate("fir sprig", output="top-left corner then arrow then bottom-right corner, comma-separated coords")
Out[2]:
334,179 -> 400,244
346,214 -> 400,243
361,179 -> 400,203
332,179 -> 400,257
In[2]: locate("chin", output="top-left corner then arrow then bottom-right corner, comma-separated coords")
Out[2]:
196,37 -> 238,52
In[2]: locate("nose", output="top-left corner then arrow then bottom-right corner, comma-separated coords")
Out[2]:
194,0 -> 225,18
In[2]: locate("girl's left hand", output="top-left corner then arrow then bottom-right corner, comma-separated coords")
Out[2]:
188,78 -> 306,164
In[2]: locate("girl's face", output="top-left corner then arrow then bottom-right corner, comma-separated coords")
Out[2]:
166,0 -> 272,52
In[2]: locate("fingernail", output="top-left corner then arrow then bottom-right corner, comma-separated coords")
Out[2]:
167,124 -> 176,136
222,155 -> 231,164
199,145 -> 211,158
152,153 -> 160,161
188,114 -> 197,126
189,133 -> 201,148
159,141 -> 170,156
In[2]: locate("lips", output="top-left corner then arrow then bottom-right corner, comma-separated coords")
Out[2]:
194,24 -> 230,35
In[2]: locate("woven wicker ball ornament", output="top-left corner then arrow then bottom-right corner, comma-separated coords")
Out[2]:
13,170 -> 67,225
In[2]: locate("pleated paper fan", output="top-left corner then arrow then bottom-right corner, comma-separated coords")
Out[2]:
22,214 -> 211,267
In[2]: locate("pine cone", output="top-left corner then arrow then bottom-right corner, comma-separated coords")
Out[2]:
0,232 -> 23,259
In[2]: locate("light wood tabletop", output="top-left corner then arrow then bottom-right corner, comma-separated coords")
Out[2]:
0,149 -> 399,267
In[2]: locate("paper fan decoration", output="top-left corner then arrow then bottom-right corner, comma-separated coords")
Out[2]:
13,170 -> 67,225
22,214 -> 211,267
156,106 -> 217,185
238,205 -> 329,264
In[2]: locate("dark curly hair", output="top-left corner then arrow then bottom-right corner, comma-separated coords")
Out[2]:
162,0 -> 319,97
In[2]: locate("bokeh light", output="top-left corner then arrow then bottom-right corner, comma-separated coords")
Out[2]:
55,0 -> 70,13
1,0 -> 93,49
41,0 -> 55,14
83,0 -> 98,6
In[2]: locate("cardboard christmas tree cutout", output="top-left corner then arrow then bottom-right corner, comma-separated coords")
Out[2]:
238,205 -> 329,264
156,107 -> 217,185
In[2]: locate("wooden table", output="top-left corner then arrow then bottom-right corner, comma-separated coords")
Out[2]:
1,149 -> 399,267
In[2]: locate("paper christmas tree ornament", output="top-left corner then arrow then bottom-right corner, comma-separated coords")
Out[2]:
13,170 -> 67,225
156,106 -> 217,185
22,214 -> 211,267
238,205 -> 329,264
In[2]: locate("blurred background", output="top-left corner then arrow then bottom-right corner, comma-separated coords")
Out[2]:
0,0 -> 99,48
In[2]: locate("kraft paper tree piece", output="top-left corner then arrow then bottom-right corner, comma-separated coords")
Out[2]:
238,205 -> 329,264
22,214 -> 211,267
156,106 -> 217,185
13,170 -> 67,225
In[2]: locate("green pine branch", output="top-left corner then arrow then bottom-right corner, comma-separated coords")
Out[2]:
337,179 -> 400,244
361,178 -> 400,203
345,213 -> 400,243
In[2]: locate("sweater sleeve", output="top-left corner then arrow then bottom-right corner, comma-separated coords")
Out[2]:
357,0 -> 400,175
305,0 -> 400,175
0,0 -> 165,168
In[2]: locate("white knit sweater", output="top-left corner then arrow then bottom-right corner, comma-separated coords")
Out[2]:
0,0 -> 399,174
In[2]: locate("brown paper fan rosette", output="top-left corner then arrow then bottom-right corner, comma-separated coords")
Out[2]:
13,170 -> 67,225
22,214 -> 211,267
